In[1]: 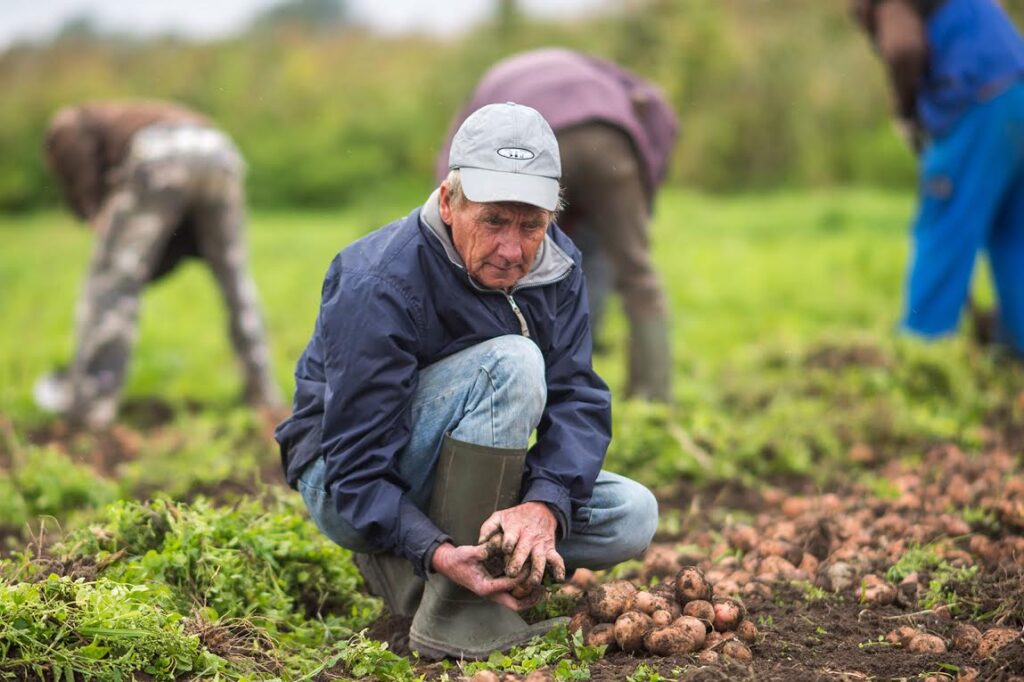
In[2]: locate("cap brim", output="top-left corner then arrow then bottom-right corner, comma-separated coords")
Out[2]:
459,167 -> 560,212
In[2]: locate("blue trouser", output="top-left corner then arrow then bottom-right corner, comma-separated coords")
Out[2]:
297,335 -> 658,572
904,82 -> 1024,354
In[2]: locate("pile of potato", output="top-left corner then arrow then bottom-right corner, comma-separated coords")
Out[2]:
567,566 -> 757,662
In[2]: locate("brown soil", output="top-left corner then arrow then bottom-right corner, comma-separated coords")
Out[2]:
5,392 -> 1024,681
387,434 -> 1024,681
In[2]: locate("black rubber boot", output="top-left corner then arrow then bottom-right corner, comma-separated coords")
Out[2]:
408,435 -> 567,660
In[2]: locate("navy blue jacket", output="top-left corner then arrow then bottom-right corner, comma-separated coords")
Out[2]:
274,191 -> 612,574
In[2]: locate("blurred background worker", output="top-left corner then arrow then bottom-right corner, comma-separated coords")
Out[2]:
437,48 -> 679,402
35,100 -> 281,428
852,0 -> 1024,357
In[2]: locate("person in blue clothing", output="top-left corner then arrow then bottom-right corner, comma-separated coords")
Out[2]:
853,0 -> 1024,356
274,103 -> 658,660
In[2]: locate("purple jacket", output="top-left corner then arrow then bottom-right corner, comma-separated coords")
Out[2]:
436,48 -> 679,195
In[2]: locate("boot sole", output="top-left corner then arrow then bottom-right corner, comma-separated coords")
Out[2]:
408,616 -> 568,660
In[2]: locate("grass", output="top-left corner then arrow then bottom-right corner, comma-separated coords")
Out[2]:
1,187 -> 1022,679
0,187 -> 917,418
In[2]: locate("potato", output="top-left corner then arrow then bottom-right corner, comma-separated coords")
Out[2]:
570,568 -> 597,590
671,615 -> 707,649
587,580 -> 637,623
956,666 -> 980,682
908,634 -> 947,653
951,624 -> 982,654
720,639 -> 753,662
632,591 -> 657,614
683,599 -> 715,626
511,581 -> 543,601
736,619 -> 758,645
585,623 -> 618,650
523,669 -> 553,682
726,525 -> 758,552
651,609 -> 673,628
860,583 -> 896,606
644,625 -> 701,656
642,544 -> 680,579
470,672 -> 500,682
568,611 -> 594,636
695,649 -> 720,665
712,598 -> 744,632
757,555 -> 799,581
977,627 -> 1020,657
885,626 -> 919,648
675,566 -> 712,603
759,539 -> 803,567
557,584 -> 582,599
742,581 -> 772,608
614,611 -> 653,652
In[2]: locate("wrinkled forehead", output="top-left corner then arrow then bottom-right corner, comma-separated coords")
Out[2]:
474,200 -> 551,220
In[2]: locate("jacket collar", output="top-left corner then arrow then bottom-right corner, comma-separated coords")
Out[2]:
419,188 -> 574,291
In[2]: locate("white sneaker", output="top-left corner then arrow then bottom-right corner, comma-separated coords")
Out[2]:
33,371 -> 71,414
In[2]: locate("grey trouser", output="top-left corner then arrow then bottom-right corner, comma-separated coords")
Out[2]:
558,123 -> 668,327
66,141 -> 279,426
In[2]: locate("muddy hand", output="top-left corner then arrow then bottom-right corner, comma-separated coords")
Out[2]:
430,542 -> 523,610
478,501 -> 566,588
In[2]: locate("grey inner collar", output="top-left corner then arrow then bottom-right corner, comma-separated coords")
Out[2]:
419,188 -> 574,291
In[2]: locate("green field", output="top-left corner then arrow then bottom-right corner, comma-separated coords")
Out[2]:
0,187 -> 1010,477
2,188 -> 1022,680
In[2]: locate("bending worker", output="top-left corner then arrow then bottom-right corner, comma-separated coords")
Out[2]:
853,0 -> 1024,355
36,100 -> 281,428
437,48 -> 679,401
276,103 -> 658,659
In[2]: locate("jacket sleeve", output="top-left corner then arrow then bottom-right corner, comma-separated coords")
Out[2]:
273,333 -> 326,487
44,119 -> 103,222
521,266 -> 612,538
874,0 -> 928,123
318,268 -> 448,577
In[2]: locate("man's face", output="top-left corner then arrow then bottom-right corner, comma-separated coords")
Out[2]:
440,182 -> 551,290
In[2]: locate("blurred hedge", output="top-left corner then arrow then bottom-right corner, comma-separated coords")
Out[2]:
1,0 -> 1022,211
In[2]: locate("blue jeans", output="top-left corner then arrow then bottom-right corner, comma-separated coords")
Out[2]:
904,82 -> 1024,354
297,335 -> 658,571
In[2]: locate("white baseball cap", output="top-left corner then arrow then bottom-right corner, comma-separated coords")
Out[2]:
448,102 -> 562,211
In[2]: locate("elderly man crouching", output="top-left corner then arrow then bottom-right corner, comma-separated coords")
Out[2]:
275,103 -> 658,660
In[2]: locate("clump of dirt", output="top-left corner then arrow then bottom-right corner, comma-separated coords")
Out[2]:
365,611 -> 414,657
977,634 -> 1024,681
184,612 -> 282,676
803,341 -> 890,371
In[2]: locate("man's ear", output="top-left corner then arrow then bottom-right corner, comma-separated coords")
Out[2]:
439,182 -> 453,225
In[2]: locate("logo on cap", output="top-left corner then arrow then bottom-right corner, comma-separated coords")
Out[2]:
496,147 -> 536,160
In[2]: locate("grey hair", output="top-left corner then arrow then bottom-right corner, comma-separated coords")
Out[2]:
443,168 -> 566,218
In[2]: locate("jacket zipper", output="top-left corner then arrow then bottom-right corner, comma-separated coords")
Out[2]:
506,293 -> 531,338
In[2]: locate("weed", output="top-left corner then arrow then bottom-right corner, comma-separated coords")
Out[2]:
0,575 -> 226,681
627,662 -> 672,682
858,635 -> 895,650
461,626 -> 605,681
887,543 -> 981,616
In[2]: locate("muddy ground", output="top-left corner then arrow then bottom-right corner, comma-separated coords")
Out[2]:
5,397 -> 1024,682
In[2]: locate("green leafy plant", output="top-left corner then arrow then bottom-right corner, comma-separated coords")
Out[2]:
0,575 -> 227,681
461,626 -> 604,681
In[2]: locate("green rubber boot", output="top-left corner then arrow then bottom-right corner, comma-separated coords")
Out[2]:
353,552 -> 424,618
626,313 -> 673,403
408,435 -> 567,660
